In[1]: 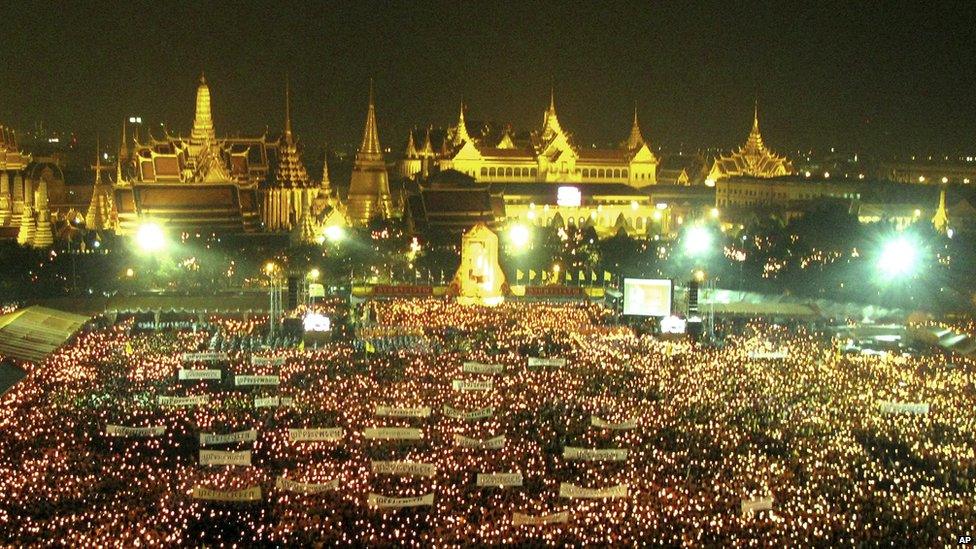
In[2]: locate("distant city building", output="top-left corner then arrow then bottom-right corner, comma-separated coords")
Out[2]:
707,104 -> 795,181
877,160 -> 976,185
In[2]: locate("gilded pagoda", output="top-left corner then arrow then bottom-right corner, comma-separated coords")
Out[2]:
346,83 -> 394,226
707,103 -> 794,181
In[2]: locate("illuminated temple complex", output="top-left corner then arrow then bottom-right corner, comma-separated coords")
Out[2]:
398,93 -> 659,187
707,104 -> 795,181
114,74 -> 273,235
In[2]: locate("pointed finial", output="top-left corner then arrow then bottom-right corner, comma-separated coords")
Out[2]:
633,100 -> 639,124
284,75 -> 293,139
753,97 -> 759,131
200,71 -> 207,85
369,77 -> 375,107
549,86 -> 556,113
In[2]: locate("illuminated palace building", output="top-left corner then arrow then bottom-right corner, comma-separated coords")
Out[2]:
115,75 -> 329,236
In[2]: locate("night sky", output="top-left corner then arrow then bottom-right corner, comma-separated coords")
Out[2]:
2,1 -> 974,157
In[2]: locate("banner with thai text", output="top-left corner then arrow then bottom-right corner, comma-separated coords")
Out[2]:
512,511 -> 569,525
371,461 -> 437,477
451,379 -> 493,392
106,425 -> 166,437
747,350 -> 789,360
255,396 -> 294,408
476,472 -> 523,487
288,427 -> 344,442
251,356 -> 286,366
235,375 -> 280,386
741,496 -> 774,516
527,357 -> 566,368
367,492 -> 435,508
563,447 -> 629,462
878,401 -> 929,415
443,406 -> 493,421
363,427 -> 423,440
375,405 -> 431,418
455,434 -> 505,449
178,368 -> 222,381
462,362 -> 505,374
158,395 -> 210,407
192,486 -> 261,502
199,429 -> 257,446
276,476 -> 339,494
590,416 -> 638,430
199,450 -> 252,466
181,352 -> 228,363
558,482 -> 629,499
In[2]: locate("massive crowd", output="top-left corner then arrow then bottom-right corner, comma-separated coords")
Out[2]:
0,299 -> 973,546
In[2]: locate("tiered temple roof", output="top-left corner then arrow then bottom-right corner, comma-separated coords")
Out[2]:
272,80 -> 312,188
708,103 -> 794,181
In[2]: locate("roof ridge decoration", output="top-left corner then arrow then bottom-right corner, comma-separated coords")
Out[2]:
625,101 -> 646,150
191,72 -> 217,144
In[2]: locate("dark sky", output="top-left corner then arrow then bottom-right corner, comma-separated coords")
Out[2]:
2,1 -> 975,157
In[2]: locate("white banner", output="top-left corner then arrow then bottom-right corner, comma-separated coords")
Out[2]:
741,496 -> 774,516
276,476 -> 339,494
288,428 -> 344,442
443,406 -> 493,421
527,357 -> 565,368
367,492 -> 435,508
590,416 -> 638,430
363,427 -> 423,440
878,401 -> 929,415
178,368 -> 222,380
747,350 -> 788,360
462,361 -> 505,375
106,424 -> 166,437
559,483 -> 629,499
255,396 -> 294,408
181,352 -> 228,363
375,405 -> 431,418
476,472 -> 523,487
455,434 -> 505,449
199,429 -> 257,447
158,395 -> 210,407
251,356 -> 286,366
371,461 -> 437,478
192,486 -> 261,502
512,511 -> 569,526
451,379 -> 493,392
235,375 -> 280,386
199,450 -> 252,466
563,447 -> 629,462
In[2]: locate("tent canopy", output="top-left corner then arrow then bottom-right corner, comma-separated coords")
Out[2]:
0,306 -> 90,363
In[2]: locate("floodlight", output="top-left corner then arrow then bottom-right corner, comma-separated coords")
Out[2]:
134,222 -> 166,253
877,237 -> 919,278
684,225 -> 712,257
508,223 -> 530,250
324,225 -> 344,242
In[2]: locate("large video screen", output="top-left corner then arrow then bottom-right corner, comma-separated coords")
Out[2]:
623,278 -> 672,317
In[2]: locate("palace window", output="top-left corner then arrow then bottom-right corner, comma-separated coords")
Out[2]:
530,168 -> 538,177
622,169 -> 628,178
598,169 -> 605,178
506,167 -> 513,177
489,167 -> 497,177
481,167 -> 487,177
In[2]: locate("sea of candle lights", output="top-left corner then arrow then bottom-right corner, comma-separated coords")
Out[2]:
0,299 -> 972,546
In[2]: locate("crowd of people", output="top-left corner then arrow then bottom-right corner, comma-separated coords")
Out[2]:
0,299 -> 972,545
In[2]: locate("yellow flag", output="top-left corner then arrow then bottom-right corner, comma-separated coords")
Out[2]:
604,271 -> 612,282
578,270 -> 586,282
591,270 -> 598,282
541,271 -> 549,283
566,272 -> 573,282
298,339 -> 305,352
365,341 -> 376,354
124,342 -> 134,356
517,269 -> 524,281
529,269 -> 537,281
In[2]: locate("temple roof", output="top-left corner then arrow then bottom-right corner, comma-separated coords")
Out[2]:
190,73 -> 216,144
273,79 -> 312,188
709,102 -> 794,180
358,81 -> 382,158
625,105 -> 646,150
453,101 -> 472,147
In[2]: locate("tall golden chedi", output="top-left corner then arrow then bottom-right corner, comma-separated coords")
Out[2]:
114,74 -> 267,235
346,82 -> 393,226
708,102 -> 794,181
262,79 -> 318,232
0,125 -> 32,235
85,140 -> 116,232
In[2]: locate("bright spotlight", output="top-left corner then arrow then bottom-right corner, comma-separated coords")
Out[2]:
324,225 -> 344,242
684,225 -> 712,257
877,237 -> 919,278
508,223 -> 530,250
308,268 -> 321,280
134,222 -> 166,253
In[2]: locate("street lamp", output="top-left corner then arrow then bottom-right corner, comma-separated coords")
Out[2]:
877,236 -> 919,279
508,223 -> 531,251
134,222 -> 166,254
683,225 -> 713,258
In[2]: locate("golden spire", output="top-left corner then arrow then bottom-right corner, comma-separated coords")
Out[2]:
454,100 -> 471,146
284,76 -> 293,141
626,101 -> 646,150
541,87 -> 564,142
320,153 -> 332,191
932,186 -> 949,234
421,126 -> 434,157
356,79 -> 382,156
87,136 -> 115,231
405,128 -> 418,157
744,99 -> 765,153
191,72 -> 216,143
